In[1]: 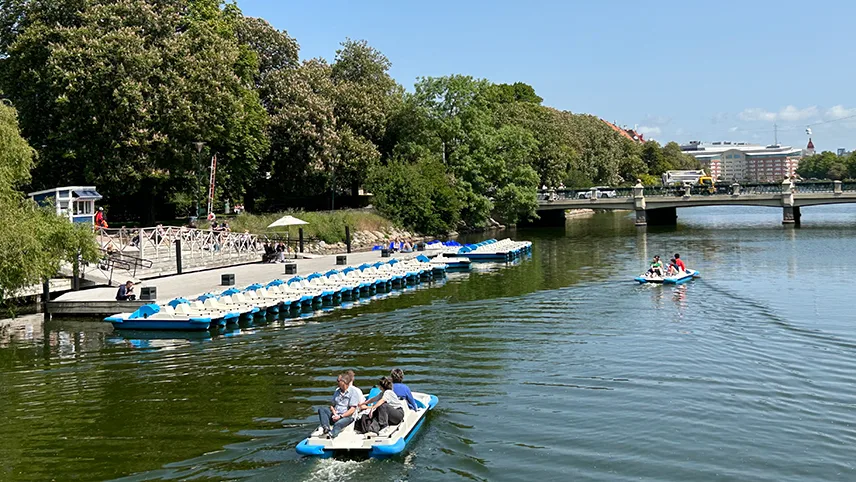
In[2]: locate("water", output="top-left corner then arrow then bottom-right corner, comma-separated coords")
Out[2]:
2,205 -> 856,481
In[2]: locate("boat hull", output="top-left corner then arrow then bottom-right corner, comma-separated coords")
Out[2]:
635,270 -> 700,284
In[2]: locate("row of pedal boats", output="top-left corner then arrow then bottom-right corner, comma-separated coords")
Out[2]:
106,256 -> 450,331
427,238 -> 532,261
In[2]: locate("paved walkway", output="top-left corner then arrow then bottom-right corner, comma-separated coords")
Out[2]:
55,250 -> 419,303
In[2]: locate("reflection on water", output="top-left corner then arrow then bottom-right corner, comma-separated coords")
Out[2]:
2,205 -> 856,481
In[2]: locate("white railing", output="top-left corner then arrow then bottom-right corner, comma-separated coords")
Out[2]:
95,226 -> 265,276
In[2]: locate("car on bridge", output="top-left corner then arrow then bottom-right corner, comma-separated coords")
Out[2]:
577,186 -> 618,199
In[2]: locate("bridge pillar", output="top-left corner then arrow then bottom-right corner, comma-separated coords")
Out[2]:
783,206 -> 801,225
635,210 -> 647,226
834,180 -> 843,194
633,180 -> 647,226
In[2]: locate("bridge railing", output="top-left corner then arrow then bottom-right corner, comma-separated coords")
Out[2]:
842,182 -> 856,192
794,181 -> 835,193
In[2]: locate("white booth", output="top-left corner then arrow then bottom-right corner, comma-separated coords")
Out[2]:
28,186 -> 103,225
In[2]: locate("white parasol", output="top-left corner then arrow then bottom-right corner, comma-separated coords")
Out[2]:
267,215 -> 309,228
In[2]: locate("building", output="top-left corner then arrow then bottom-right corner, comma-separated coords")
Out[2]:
804,138 -> 815,156
602,120 -> 646,143
28,186 -> 103,224
680,141 -> 802,183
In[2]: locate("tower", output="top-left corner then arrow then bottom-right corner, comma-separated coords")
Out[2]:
805,138 -> 815,156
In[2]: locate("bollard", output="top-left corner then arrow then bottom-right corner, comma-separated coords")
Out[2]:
345,226 -> 351,254
417,243 -> 425,252
140,286 -> 157,300
285,263 -> 298,275
299,228 -> 304,253
336,255 -> 347,266
42,279 -> 50,321
175,239 -> 183,275
221,273 -> 235,286
381,248 -> 390,258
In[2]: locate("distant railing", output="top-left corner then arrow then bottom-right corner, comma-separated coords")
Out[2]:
537,181 -> 850,202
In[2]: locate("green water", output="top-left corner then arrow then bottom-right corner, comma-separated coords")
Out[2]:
2,205 -> 856,481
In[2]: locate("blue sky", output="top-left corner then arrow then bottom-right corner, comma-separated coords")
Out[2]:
238,0 -> 855,151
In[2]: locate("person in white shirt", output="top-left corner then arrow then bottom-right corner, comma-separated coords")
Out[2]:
357,377 -> 404,434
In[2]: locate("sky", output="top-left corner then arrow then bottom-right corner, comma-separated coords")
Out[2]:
237,0 -> 856,152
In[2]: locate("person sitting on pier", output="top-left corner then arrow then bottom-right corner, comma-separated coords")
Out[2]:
316,372 -> 361,438
401,240 -> 413,253
674,253 -> 686,272
116,281 -> 136,301
645,255 -> 663,277
357,376 -> 405,436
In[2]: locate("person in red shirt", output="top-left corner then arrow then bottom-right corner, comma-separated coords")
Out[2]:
674,253 -> 686,272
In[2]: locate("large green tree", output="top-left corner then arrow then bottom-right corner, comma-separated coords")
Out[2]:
0,99 -> 99,303
0,0 -> 268,223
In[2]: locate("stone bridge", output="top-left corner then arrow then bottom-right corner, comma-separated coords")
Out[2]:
536,180 -> 856,226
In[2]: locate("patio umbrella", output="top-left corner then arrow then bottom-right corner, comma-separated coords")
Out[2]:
267,215 -> 309,228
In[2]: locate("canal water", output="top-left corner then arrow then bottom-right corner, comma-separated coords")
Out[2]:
2,206 -> 856,481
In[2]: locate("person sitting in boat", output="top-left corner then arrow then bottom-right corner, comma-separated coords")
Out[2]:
390,368 -> 418,411
674,253 -> 686,272
666,258 -> 679,276
116,281 -> 136,301
316,372 -> 361,438
645,255 -> 663,277
357,376 -> 405,436
347,369 -> 366,404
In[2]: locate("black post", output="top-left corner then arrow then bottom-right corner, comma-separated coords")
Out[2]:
175,239 -> 183,274
72,251 -> 80,291
345,226 -> 351,254
299,228 -> 304,253
42,279 -> 50,322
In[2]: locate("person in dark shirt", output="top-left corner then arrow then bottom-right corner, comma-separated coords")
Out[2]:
116,281 -> 136,301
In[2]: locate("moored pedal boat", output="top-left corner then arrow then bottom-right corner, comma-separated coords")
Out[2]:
105,304 -> 212,330
296,391 -> 438,458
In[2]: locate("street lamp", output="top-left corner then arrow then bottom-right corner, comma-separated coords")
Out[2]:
193,141 -> 205,219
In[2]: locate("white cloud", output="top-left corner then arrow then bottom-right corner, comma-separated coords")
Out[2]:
738,105 -> 818,122
637,125 -> 661,136
728,126 -> 739,132
674,128 -> 685,136
826,105 -> 856,120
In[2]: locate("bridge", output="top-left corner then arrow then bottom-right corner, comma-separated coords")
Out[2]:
536,179 -> 856,226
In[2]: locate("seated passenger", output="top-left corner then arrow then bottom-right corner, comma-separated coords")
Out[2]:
357,376 -> 404,435
391,368 -> 418,411
674,253 -> 686,272
666,258 -> 678,276
316,372 -> 361,438
645,255 -> 663,277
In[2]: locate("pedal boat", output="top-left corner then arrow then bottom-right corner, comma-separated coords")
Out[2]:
296,391 -> 438,458
635,269 -> 700,284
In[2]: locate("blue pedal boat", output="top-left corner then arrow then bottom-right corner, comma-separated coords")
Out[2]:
296,392 -> 438,458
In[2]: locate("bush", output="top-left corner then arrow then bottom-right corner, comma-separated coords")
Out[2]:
367,157 -> 461,234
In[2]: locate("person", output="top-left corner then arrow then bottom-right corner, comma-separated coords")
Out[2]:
347,369 -> 366,404
666,258 -> 679,276
390,368 -> 418,411
357,376 -> 405,435
316,372 -> 361,438
94,207 -> 108,229
674,253 -> 686,272
401,240 -> 413,253
116,281 -> 136,301
645,255 -> 663,277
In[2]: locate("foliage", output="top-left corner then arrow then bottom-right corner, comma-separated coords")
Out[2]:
1,1 -> 681,234
367,157 -> 461,234
0,100 -> 99,302
796,151 -> 856,180
207,209 -> 394,244
0,0 -> 268,223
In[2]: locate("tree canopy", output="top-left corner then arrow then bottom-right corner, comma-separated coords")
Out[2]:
0,0 -> 686,234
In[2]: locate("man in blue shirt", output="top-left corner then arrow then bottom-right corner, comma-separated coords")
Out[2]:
317,372 -> 361,438
390,368 -> 418,411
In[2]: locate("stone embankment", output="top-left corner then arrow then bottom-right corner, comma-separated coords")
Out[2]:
301,227 -> 434,255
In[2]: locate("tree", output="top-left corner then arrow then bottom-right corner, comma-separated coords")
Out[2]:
662,141 -> 700,170
0,99 -> 99,304
0,0 -> 268,223
367,157 -> 460,234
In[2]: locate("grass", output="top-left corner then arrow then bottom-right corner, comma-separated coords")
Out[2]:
201,209 -> 396,244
